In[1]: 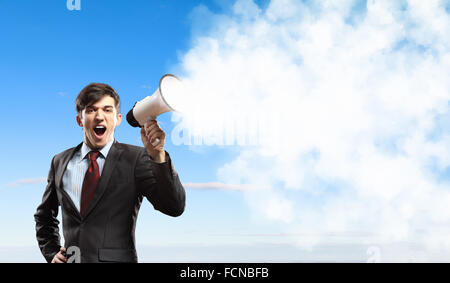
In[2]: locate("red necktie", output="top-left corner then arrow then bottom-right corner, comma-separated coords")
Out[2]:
80,151 -> 100,217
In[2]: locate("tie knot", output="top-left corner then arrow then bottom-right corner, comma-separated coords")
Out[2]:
88,151 -> 100,161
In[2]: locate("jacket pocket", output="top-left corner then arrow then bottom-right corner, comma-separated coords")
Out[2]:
98,248 -> 137,263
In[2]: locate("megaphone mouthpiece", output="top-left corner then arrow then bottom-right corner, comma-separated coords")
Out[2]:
126,102 -> 140,127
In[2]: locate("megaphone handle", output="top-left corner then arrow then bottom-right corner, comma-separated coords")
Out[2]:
143,117 -> 160,147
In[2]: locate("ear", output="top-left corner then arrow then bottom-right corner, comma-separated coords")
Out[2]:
76,114 -> 84,127
114,113 -> 122,127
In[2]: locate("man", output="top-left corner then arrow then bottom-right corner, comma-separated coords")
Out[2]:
34,83 -> 186,263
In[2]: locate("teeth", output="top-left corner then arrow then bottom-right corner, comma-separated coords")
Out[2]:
95,126 -> 105,129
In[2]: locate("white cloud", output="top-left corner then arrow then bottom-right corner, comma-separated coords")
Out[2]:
173,0 -> 450,261
183,182 -> 260,191
5,178 -> 46,188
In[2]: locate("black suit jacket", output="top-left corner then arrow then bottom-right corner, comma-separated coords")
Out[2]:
34,140 -> 186,263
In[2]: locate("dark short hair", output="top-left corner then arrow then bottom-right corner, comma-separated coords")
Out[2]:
75,83 -> 121,116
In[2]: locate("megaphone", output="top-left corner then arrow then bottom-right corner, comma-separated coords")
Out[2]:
127,74 -> 181,145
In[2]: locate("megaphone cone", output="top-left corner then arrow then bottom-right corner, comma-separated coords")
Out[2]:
126,74 -> 180,127
127,74 -> 181,146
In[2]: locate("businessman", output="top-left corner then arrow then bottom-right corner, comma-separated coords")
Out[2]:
34,83 -> 186,263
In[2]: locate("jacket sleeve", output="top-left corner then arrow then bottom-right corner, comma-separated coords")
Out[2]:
135,149 -> 186,217
34,156 -> 61,263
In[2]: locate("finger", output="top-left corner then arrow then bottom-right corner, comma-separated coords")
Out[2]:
145,124 -> 161,135
60,247 -> 66,252
52,256 -> 65,263
151,138 -> 161,147
141,128 -> 153,143
144,120 -> 158,130
56,252 -> 67,262
146,127 -> 164,139
144,122 -> 158,134
150,138 -> 165,149
149,134 -> 164,145
147,131 -> 166,145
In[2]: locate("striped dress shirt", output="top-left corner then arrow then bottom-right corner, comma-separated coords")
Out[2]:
62,139 -> 114,212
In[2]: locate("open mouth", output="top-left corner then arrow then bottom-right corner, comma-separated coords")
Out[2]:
93,125 -> 106,137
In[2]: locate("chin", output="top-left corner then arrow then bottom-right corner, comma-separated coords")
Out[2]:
86,139 -> 104,150
95,142 -> 107,148
96,138 -> 112,148
86,132 -> 113,149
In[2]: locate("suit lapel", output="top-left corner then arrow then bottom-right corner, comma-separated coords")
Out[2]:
83,140 -> 124,219
56,142 -> 83,219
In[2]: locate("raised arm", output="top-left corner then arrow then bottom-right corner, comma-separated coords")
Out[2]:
135,149 -> 186,217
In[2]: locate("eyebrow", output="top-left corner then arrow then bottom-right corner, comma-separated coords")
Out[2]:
86,105 -> 114,110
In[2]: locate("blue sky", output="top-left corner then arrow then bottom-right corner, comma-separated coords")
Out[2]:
2,0 -> 450,263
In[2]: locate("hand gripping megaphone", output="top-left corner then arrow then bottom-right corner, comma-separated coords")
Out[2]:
126,74 -> 181,146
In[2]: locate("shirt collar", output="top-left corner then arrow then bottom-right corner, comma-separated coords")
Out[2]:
79,139 -> 114,162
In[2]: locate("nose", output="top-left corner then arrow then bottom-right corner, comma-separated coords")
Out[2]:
94,109 -> 105,121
